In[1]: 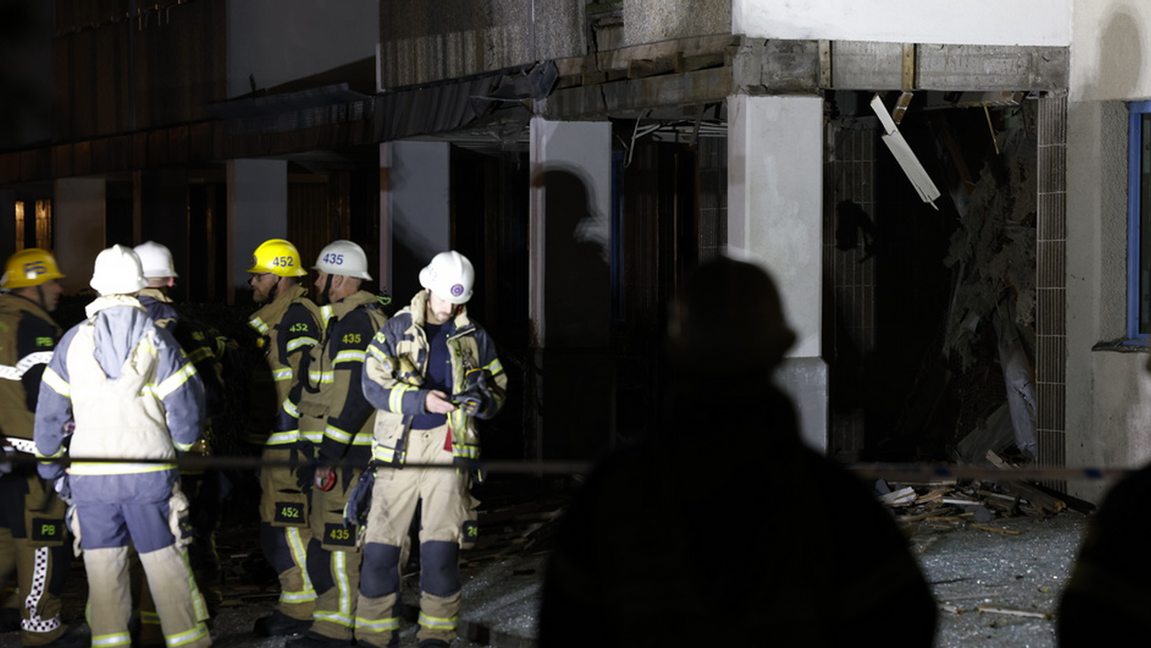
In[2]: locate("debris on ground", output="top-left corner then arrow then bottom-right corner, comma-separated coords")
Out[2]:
876,452 -> 1079,534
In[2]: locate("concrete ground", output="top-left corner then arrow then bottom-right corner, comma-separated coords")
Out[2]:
0,494 -> 1091,648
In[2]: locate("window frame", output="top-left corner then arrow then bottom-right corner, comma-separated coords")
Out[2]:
1126,101 -> 1151,344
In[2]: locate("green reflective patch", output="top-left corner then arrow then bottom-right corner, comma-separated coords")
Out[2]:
35,336 -> 53,347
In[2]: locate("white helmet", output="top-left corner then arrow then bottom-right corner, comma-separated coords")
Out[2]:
419,251 -> 474,304
313,240 -> 372,280
90,244 -> 147,296
133,240 -> 177,278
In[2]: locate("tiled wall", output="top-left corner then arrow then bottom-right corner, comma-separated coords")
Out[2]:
823,126 -> 877,461
1036,93 -> 1068,487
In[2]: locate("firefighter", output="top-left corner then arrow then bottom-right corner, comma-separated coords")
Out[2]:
284,240 -> 387,648
33,244 -> 211,648
356,250 -> 506,648
538,256 -> 937,647
0,248 -> 83,648
245,239 -> 324,637
132,240 -> 229,643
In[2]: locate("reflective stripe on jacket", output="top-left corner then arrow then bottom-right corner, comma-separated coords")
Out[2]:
291,290 -> 387,461
0,293 -> 61,440
246,284 -> 322,445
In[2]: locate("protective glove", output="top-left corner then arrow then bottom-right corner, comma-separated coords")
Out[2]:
292,442 -> 318,492
453,369 -> 491,417
343,464 -> 378,529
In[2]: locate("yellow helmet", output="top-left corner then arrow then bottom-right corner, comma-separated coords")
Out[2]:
1,248 -> 65,289
246,239 -> 307,277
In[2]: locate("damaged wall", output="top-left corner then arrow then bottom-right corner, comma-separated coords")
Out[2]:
379,1 -> 584,88
623,0 -> 730,45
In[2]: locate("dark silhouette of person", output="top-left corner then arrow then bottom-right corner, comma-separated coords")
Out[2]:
539,255 -> 937,647
1058,404 -> 1151,645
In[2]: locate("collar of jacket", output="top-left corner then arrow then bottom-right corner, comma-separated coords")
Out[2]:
249,283 -> 313,332
322,289 -> 381,322
137,287 -> 173,304
85,294 -> 145,319
407,289 -> 471,331
0,292 -> 60,334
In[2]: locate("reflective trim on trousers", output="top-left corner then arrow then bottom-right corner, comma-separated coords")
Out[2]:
164,621 -> 211,647
92,632 -> 132,647
22,546 -> 61,633
282,527 -> 315,604
353,615 -> 400,632
418,610 -> 458,631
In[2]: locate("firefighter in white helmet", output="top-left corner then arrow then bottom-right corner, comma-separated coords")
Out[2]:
33,244 -> 211,648
284,240 -> 387,648
244,239 -> 324,638
355,250 -> 506,648
132,240 -> 230,643
0,248 -> 83,647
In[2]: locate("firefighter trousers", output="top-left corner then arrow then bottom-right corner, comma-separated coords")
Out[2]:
259,446 -> 315,622
0,470 -> 69,646
354,425 -> 472,648
305,465 -> 363,641
75,499 -> 211,648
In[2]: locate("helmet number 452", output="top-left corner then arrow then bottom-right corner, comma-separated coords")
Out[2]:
271,256 -> 295,268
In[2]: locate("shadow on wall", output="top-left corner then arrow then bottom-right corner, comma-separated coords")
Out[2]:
533,167 -> 610,349
1094,6 -> 1142,99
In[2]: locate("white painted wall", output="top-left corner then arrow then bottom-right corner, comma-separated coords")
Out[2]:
1065,1 -> 1151,500
1071,2 -> 1151,102
727,95 -> 822,359
226,0 -> 378,98
727,95 -> 827,452
733,0 -> 1070,47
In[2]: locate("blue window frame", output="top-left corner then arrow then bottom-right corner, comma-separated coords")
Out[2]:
1127,101 -> 1151,343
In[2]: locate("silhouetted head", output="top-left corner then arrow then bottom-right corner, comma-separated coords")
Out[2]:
668,256 -> 796,376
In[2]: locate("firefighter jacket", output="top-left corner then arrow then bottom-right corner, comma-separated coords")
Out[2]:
246,284 -> 322,446
33,295 -> 205,502
0,293 -> 61,446
362,290 -> 506,466
139,288 -> 228,423
290,290 -> 387,465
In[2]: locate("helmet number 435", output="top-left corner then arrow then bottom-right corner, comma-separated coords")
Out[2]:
322,253 -> 344,265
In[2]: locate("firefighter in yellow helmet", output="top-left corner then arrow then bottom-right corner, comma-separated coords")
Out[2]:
244,239 -> 325,637
0,248 -> 84,647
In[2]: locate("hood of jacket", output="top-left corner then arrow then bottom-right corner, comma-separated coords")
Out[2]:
84,295 -> 150,379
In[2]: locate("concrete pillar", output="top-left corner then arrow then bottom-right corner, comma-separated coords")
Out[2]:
727,94 -> 829,452
379,141 -> 451,302
53,179 -> 107,295
529,118 -> 613,461
228,159 -> 287,303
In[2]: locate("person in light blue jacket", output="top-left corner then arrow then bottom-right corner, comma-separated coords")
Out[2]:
33,245 -> 212,648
